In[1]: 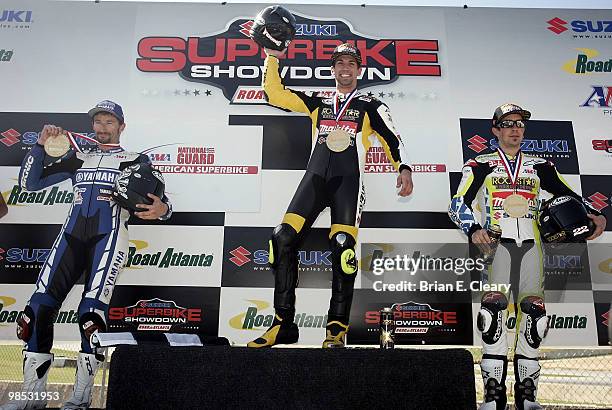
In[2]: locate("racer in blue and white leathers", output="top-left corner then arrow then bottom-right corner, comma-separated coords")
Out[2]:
3,101 -> 172,410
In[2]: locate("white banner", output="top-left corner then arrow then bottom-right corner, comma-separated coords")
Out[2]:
218,287 -> 331,346
117,225 -> 223,287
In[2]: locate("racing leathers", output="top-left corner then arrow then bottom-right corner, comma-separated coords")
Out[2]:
17,143 -> 172,355
248,55 -> 411,348
448,150 -> 601,410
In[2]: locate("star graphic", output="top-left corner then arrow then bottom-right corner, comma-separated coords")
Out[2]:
205,89 -> 212,96
388,92 -> 395,98
378,92 -> 385,98
367,92 -> 374,98
398,92 -> 405,98
183,89 -> 190,96
174,89 -> 181,96
193,89 -> 200,96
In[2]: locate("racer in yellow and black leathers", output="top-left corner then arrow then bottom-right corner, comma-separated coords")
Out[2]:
248,43 -> 413,348
449,104 -> 606,410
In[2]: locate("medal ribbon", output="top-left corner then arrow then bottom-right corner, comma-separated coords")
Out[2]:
65,131 -> 121,153
497,148 -> 522,189
333,89 -> 358,123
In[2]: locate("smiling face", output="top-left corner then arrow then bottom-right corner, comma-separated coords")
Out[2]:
332,55 -> 360,93
492,113 -> 525,154
92,112 -> 125,145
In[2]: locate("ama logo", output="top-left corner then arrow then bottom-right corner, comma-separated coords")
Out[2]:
581,86 -> 612,116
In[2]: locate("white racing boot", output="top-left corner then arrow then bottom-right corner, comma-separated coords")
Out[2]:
0,351 -> 53,410
61,352 -> 103,410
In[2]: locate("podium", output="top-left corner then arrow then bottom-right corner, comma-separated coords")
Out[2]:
107,344 -> 476,409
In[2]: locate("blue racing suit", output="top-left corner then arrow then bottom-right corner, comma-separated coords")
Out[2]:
17,143 -> 172,354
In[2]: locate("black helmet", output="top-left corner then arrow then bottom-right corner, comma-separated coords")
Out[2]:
113,163 -> 165,212
538,195 -> 594,243
249,5 -> 296,51
331,43 -> 362,67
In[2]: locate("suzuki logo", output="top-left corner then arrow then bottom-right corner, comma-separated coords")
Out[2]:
0,248 -> 4,261
468,135 -> 488,153
603,310 -> 609,327
229,246 -> 251,266
0,129 -> 20,147
548,17 -> 568,34
239,21 -> 254,38
588,192 -> 610,212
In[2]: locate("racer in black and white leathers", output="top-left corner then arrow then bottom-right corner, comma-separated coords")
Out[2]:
449,104 -> 606,410
3,101 -> 172,410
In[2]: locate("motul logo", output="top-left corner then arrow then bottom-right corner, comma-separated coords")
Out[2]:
588,192 -> 609,211
0,129 -> 20,147
229,246 -> 251,266
548,17 -> 568,34
467,135 -> 488,153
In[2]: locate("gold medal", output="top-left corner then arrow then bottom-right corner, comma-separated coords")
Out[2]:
44,133 -> 71,157
503,193 -> 529,218
326,129 -> 351,152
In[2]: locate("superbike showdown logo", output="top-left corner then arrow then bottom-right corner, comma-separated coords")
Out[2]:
547,17 -> 612,39
136,13 -> 441,103
365,301 -> 458,335
108,298 -> 202,331
592,138 -> 612,156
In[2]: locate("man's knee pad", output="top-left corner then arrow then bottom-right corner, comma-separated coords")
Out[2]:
21,301 -> 59,353
518,296 -> 548,350
17,305 -> 36,342
268,223 -> 298,267
331,232 -> 357,275
477,292 -> 508,346
79,312 -> 106,353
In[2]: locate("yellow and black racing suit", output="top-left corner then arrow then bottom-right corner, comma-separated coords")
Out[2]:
263,55 -> 411,331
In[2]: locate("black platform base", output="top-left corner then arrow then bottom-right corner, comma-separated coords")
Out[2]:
107,345 -> 476,410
